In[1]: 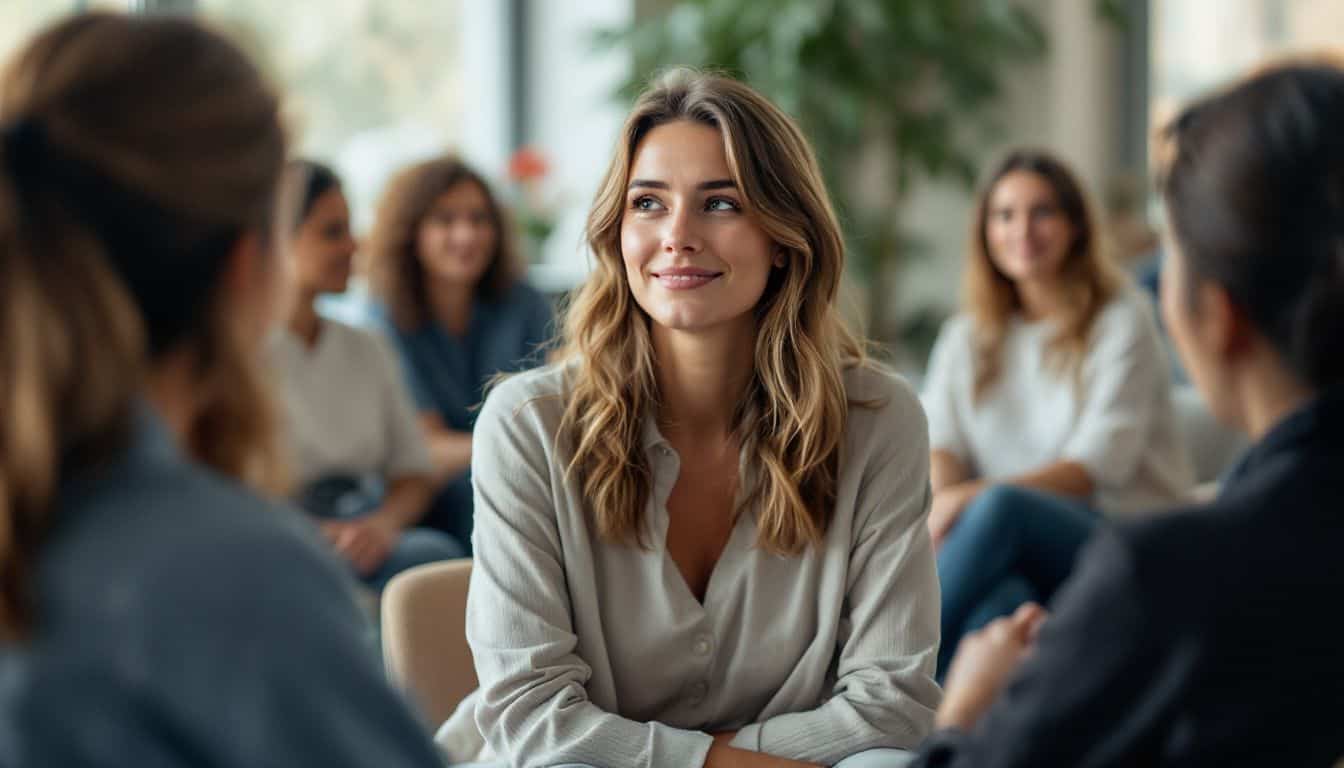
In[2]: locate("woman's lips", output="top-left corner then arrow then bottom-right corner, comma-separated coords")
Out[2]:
651,266 -> 722,290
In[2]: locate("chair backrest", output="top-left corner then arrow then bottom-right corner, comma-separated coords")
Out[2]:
382,558 -> 477,726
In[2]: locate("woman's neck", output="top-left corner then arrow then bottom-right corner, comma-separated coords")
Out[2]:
1238,353 -> 1316,441
427,279 -> 474,336
145,349 -> 200,447
1015,277 -> 1069,322
285,288 -> 322,347
652,320 -> 755,440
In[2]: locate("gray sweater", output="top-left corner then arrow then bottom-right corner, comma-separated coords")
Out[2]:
0,408 -> 444,768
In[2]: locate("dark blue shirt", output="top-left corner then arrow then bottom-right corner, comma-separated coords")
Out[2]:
0,409 -> 443,768
371,281 -> 554,545
387,281 -> 553,431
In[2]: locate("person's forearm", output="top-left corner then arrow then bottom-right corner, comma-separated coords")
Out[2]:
703,744 -> 820,768
1005,460 -> 1094,499
424,425 -> 473,484
931,449 -> 970,493
369,475 -> 434,530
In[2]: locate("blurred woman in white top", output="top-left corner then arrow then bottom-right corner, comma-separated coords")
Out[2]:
270,160 -> 463,591
921,149 -> 1192,676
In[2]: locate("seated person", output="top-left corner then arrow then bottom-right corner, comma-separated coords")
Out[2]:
0,14 -> 442,767
442,69 -> 942,768
921,149 -> 1192,675
271,160 -> 464,591
365,155 -> 553,550
911,60 -> 1344,767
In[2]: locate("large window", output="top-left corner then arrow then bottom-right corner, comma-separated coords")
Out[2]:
1152,0 -> 1344,128
201,0 -> 465,233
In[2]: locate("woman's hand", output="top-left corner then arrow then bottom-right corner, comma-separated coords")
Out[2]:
711,732 -> 738,747
321,516 -> 399,576
928,481 -> 982,549
936,602 -> 1049,731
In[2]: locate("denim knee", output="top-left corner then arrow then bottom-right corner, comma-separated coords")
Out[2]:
395,528 -> 467,563
954,484 -> 1036,540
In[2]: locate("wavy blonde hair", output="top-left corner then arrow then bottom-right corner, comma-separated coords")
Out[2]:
555,69 -> 868,555
0,13 -> 286,635
965,149 -> 1122,400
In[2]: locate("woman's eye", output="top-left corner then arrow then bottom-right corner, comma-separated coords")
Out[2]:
632,196 -> 663,211
706,197 -> 740,212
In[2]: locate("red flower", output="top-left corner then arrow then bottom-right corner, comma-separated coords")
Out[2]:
508,146 -> 549,182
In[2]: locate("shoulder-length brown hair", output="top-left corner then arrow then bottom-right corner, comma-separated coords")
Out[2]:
367,155 -> 521,331
964,149 -> 1122,400
555,68 -> 868,556
0,13 -> 285,635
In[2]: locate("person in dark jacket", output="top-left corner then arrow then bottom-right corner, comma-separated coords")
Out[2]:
912,59 -> 1344,768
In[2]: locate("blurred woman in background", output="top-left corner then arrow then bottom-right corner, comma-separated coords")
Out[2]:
921,149 -> 1191,676
272,159 -> 463,592
367,156 -> 553,549
0,14 -> 443,767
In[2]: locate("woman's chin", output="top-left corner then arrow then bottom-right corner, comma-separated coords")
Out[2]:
648,310 -> 758,338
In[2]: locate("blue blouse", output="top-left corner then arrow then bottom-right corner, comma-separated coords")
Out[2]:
388,280 -> 553,430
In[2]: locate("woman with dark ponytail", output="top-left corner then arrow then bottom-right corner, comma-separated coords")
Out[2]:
909,59 -> 1344,767
0,14 -> 442,767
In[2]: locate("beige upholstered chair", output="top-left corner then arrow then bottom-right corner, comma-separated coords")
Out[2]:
381,558 -> 477,726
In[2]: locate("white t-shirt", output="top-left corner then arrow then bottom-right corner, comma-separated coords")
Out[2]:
921,289 -> 1193,514
269,318 -> 432,486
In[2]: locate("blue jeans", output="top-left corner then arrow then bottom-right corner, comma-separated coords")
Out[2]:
457,747 -> 913,767
426,473 -> 475,555
935,485 -> 1099,676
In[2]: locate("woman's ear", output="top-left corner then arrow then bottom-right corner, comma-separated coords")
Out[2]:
220,229 -> 282,341
1197,280 -> 1254,363
772,247 -> 787,268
